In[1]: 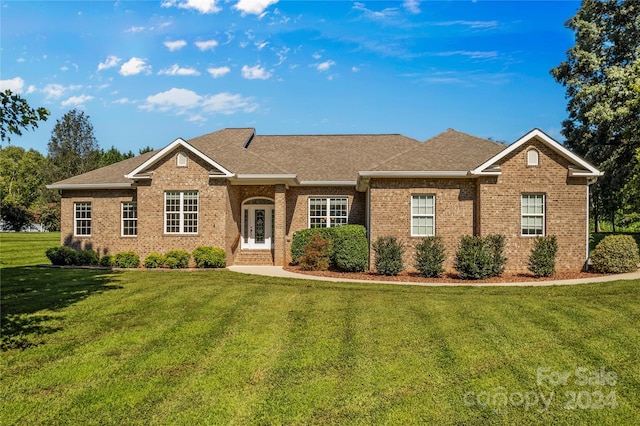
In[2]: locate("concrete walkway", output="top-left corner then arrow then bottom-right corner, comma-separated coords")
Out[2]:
228,265 -> 640,287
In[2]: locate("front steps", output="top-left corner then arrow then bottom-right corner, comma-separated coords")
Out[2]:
234,250 -> 274,266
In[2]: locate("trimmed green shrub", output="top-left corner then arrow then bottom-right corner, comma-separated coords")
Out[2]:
528,235 -> 558,277
291,228 -> 333,264
193,246 -> 226,268
372,236 -> 404,276
45,246 -> 78,266
454,235 -> 501,280
414,236 -> 445,278
144,252 -> 166,269
330,225 -> 369,272
99,254 -> 114,267
113,251 -> 140,268
298,233 -> 333,271
485,234 -> 507,277
76,249 -> 99,266
591,235 -> 640,273
165,250 -> 191,269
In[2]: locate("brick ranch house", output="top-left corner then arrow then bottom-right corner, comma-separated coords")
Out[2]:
48,127 -> 602,272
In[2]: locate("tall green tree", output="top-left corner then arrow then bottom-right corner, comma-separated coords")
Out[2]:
0,90 -> 50,143
98,146 -> 135,167
0,145 -> 47,208
47,109 -> 100,182
551,0 -> 639,230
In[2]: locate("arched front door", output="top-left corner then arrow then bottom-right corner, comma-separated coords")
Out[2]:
241,198 -> 275,249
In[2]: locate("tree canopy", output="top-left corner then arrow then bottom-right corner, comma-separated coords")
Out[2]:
47,109 -> 100,181
0,90 -> 50,143
551,0 -> 639,228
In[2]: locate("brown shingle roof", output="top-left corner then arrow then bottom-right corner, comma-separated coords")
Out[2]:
370,129 -> 505,172
246,134 -> 420,181
49,128 -> 508,186
48,149 -> 159,187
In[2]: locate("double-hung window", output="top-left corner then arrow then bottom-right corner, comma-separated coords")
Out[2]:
521,194 -> 545,236
122,202 -> 137,236
74,202 -> 92,236
308,197 -> 348,228
411,195 -> 435,236
165,191 -> 198,234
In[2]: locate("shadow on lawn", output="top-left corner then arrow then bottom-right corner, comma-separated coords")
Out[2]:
1,267 -> 123,350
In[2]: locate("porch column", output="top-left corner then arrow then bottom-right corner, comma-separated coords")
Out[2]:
274,184 -> 287,266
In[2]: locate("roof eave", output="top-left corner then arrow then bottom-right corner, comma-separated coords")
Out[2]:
228,174 -> 299,186
46,183 -> 133,190
359,171 -> 471,178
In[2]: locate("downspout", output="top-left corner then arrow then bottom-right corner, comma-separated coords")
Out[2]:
586,177 -> 599,269
366,185 -> 371,269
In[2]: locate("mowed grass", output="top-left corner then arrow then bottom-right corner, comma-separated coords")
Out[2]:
1,234 -> 639,424
0,232 -> 60,267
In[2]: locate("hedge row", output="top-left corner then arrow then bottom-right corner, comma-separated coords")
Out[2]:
371,234 -> 564,279
46,246 -> 226,269
291,225 -> 368,272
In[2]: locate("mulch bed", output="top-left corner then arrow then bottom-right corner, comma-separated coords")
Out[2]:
283,265 -> 605,284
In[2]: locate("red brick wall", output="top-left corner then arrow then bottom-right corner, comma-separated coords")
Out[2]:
368,178 -> 476,271
478,137 -> 588,272
61,149 -> 230,264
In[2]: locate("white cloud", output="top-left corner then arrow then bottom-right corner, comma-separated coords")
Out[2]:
158,64 -> 201,76
162,0 -> 221,14
201,92 -> 258,114
234,0 -> 278,16
436,50 -> 498,59
125,26 -> 145,33
403,0 -> 420,14
436,20 -> 498,29
141,88 -> 257,116
113,98 -> 132,104
207,66 -> 231,78
195,39 -> 218,51
0,77 -> 25,93
98,55 -> 121,71
353,2 -> 399,21
164,40 -> 187,51
241,64 -> 272,80
316,60 -> 335,72
352,66 -> 360,72
61,95 -> 94,107
119,57 -> 151,76
26,85 -> 36,94
142,88 -> 202,111
312,52 -> 322,60
255,41 -> 269,51
43,83 -> 81,100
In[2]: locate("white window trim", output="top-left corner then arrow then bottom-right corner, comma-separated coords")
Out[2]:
527,149 -> 539,167
164,191 -> 199,235
177,152 -> 187,167
411,194 -> 435,237
121,202 -> 137,237
521,193 -> 545,236
307,197 -> 349,228
74,202 -> 92,237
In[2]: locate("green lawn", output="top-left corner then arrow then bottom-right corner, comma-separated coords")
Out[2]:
1,234 -> 639,424
0,232 -> 61,267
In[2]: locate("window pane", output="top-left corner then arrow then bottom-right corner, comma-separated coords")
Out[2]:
75,202 -> 91,236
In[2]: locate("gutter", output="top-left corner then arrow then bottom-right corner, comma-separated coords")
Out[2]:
46,183 -> 133,190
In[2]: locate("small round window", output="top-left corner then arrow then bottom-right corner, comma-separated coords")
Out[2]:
177,152 -> 187,167
527,149 -> 539,166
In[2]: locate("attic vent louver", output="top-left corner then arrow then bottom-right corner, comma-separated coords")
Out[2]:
243,130 -> 256,149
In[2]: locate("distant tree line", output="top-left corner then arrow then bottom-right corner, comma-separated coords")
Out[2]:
1,93 -> 152,231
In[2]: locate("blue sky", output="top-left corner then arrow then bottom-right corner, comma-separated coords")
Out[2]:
1,0 -> 580,154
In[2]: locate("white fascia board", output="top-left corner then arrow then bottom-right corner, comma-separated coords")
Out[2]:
46,183 -> 133,190
125,138 -> 233,179
234,174 -> 298,180
298,180 -> 357,186
358,171 -> 470,178
470,129 -> 604,177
